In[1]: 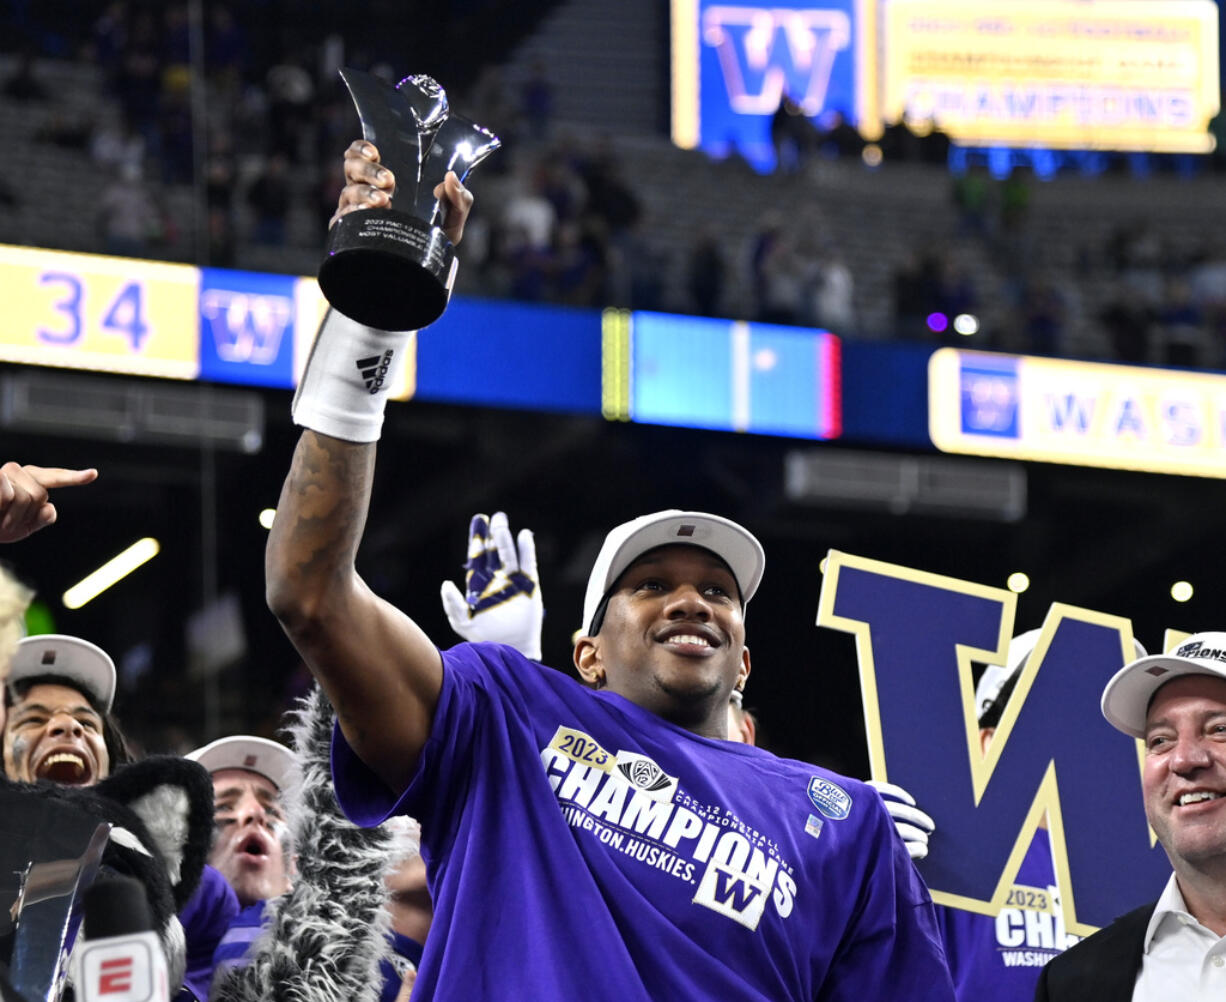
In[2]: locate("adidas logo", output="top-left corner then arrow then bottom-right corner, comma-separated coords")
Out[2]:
356,350 -> 394,394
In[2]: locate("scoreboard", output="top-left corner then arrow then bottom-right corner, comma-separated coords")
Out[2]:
671,0 -> 1221,170
0,244 -> 412,399
875,0 -> 1221,154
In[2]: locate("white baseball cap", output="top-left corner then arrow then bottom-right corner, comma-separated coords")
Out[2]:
975,629 -> 1147,722
974,629 -> 1042,720
187,735 -> 297,791
9,634 -> 117,712
1102,631 -> 1226,738
581,510 -> 765,636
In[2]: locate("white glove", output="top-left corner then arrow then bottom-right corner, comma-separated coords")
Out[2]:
866,780 -> 935,861
440,511 -> 543,660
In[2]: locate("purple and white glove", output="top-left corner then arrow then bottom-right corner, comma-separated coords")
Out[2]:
866,780 -> 935,861
440,511 -> 543,660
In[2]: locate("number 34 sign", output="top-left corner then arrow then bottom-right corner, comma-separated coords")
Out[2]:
0,245 -> 198,380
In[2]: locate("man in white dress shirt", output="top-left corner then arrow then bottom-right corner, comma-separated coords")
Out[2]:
1036,631 -> 1226,1001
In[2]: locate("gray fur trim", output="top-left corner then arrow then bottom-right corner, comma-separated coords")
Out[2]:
164,914 -> 187,993
127,786 -> 190,885
211,685 -> 401,1002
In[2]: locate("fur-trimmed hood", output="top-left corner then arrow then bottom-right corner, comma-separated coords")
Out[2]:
212,685 -> 415,1002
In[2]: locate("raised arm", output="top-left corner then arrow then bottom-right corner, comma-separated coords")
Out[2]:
266,141 -> 472,796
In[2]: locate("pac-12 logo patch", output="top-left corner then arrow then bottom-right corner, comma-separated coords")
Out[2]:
807,777 -> 851,820
615,750 -> 677,799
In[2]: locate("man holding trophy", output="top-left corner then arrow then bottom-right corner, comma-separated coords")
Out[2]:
266,71 -> 953,1001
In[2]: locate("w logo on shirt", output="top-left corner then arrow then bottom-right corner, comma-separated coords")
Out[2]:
694,860 -> 770,930
702,6 -> 851,115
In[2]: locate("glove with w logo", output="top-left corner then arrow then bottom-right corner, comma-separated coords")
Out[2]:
440,511 -> 543,660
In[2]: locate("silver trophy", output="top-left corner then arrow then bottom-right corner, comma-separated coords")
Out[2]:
318,68 -> 501,331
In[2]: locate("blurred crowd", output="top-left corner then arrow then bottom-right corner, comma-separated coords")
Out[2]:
2,0 -> 1226,371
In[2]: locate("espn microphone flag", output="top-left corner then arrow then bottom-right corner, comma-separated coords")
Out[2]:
71,878 -> 168,1002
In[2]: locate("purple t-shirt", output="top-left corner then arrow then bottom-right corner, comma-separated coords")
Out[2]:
177,863 -> 239,1001
333,642 -> 954,1002
937,829 -> 1080,1002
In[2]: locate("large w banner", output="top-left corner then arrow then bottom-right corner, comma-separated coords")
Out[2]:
817,550 -> 1172,935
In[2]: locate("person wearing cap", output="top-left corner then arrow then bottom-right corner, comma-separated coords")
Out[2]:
1036,632 -> 1226,1000
267,158 -> 956,997
869,630 -> 1148,1001
3,633 -> 134,786
441,511 -> 762,749
2,634 -> 239,1001
188,735 -> 295,909
206,695 -> 429,1002
191,734 -> 297,987
192,731 -> 428,1002
927,631 -> 1092,1000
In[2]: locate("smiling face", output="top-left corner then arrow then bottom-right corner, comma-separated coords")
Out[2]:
574,545 -> 751,737
3,682 -> 109,786
208,768 -> 292,907
1142,674 -> 1226,873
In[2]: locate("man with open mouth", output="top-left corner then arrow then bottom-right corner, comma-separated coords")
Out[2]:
3,633 -> 130,787
187,735 -> 295,912
2,633 -> 239,1001
1037,631 -> 1226,1001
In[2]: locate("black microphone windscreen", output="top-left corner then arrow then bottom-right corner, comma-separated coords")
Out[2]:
82,876 -> 153,939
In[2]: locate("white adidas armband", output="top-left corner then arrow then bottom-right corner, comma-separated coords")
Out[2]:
294,259 -> 459,442
291,308 -> 412,443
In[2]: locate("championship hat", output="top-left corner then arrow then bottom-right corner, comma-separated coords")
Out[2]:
8,634 -> 117,712
1102,631 -> 1226,738
974,629 -> 1042,721
187,735 -> 297,791
582,510 -> 765,636
975,629 -> 1148,723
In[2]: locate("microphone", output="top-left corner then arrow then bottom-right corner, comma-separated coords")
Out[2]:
70,878 -> 168,1002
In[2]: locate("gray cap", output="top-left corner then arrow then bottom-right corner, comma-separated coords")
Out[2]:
581,510 -> 765,635
1101,631 -> 1226,738
9,634 -> 116,712
187,735 -> 296,790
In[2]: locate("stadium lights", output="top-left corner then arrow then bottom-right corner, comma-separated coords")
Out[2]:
259,508 -> 276,529
63,538 -> 160,609
1171,581 -> 1194,603
954,313 -> 979,336
1006,571 -> 1029,594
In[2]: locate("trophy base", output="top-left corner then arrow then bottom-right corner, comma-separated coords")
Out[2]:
318,209 -> 456,331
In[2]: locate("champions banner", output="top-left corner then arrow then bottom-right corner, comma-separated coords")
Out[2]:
671,0 -> 1219,168
874,0 -> 1220,153
817,550 -> 1174,934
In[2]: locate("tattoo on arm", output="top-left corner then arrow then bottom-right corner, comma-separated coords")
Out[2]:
275,431 -> 376,584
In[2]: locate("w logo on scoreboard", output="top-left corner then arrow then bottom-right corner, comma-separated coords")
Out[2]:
702,6 -> 851,115
201,289 -> 292,365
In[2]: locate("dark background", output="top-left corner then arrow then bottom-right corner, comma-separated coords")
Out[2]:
2,0 -> 1225,778
6,379 -> 1224,780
